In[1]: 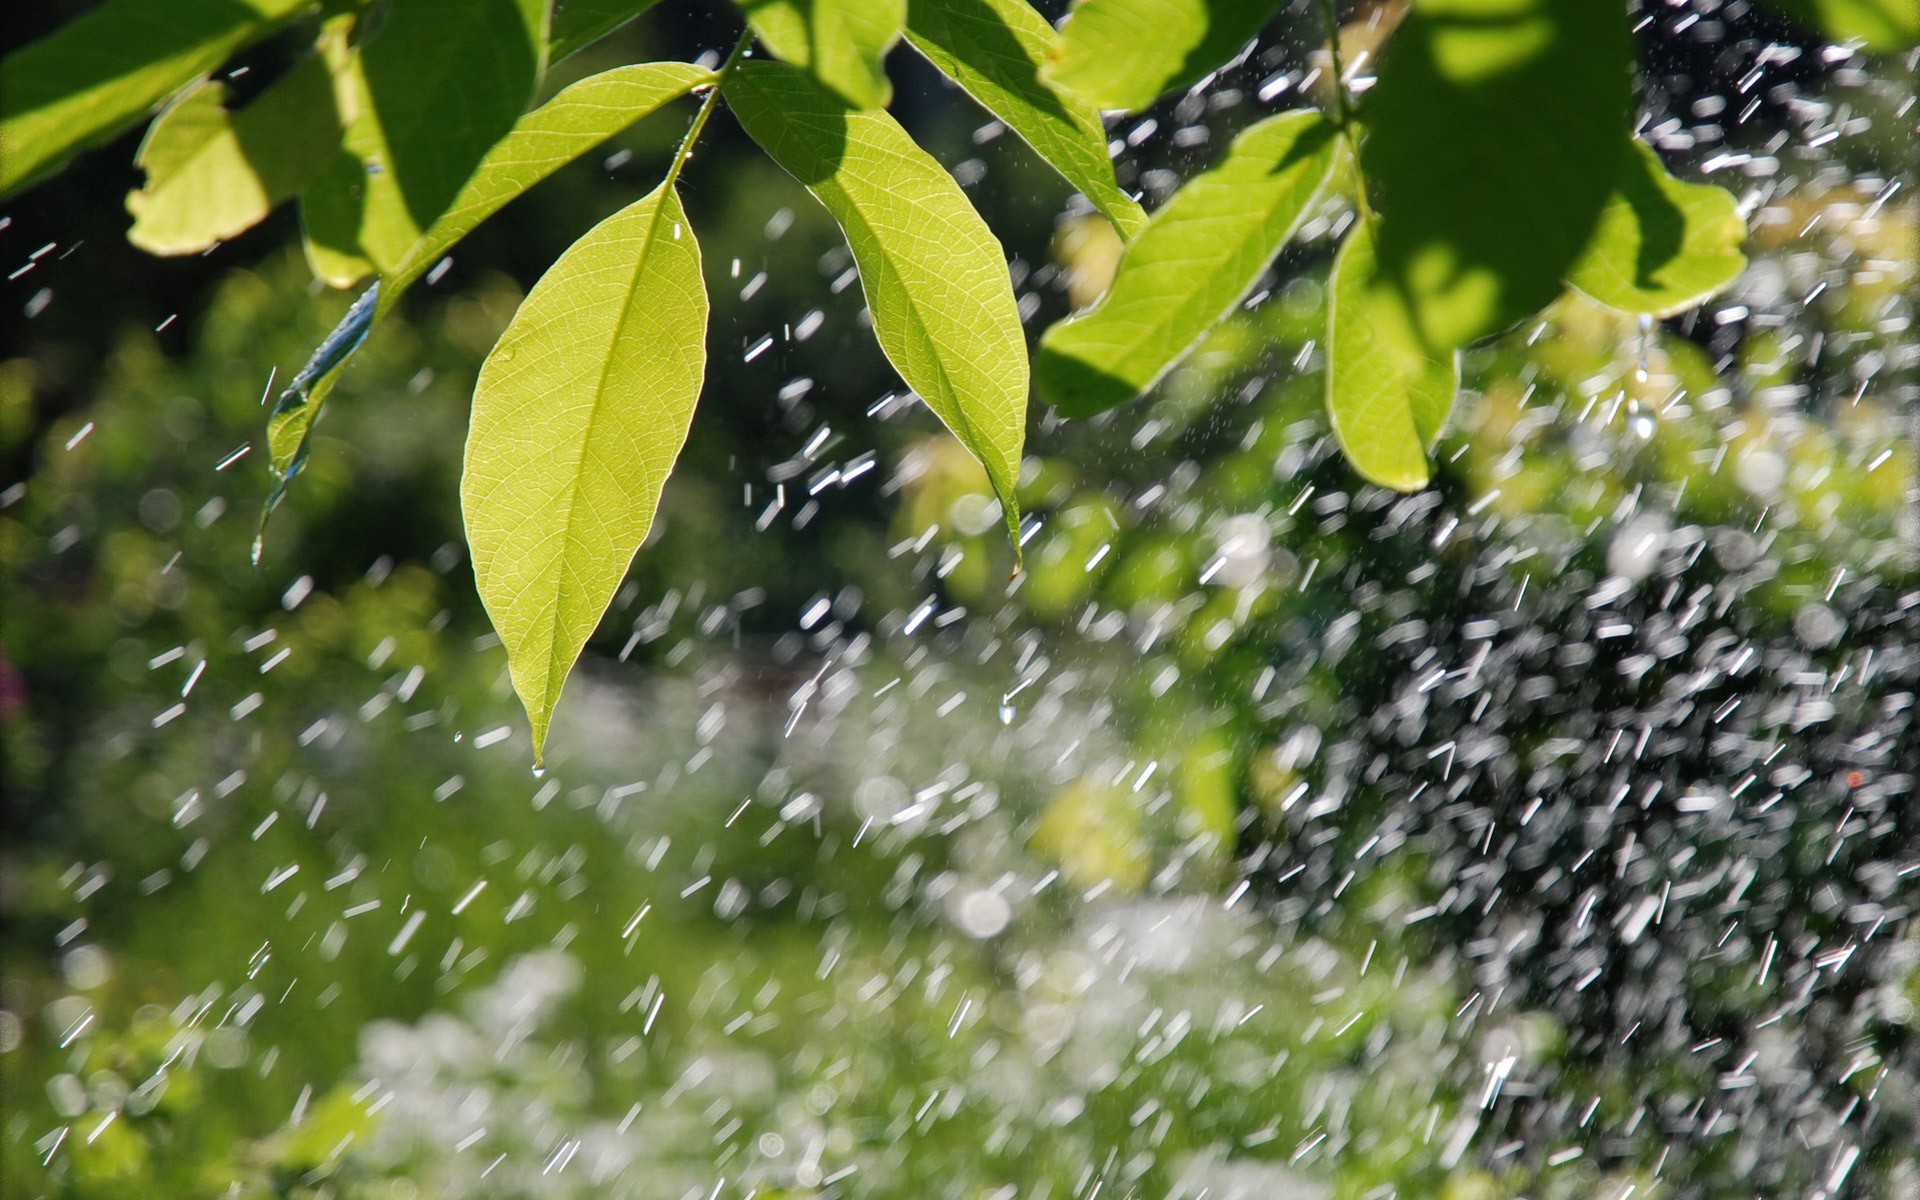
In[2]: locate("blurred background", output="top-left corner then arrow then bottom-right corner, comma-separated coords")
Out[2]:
3,0 -> 1918,1196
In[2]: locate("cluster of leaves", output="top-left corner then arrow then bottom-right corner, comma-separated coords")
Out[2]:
2,0 -> 1913,757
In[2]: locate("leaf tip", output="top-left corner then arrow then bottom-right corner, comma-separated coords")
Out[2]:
1361,460 -> 1431,493
1003,496 -> 1025,569
526,701 -> 554,770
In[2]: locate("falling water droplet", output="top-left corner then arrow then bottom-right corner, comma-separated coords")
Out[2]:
1634,313 -> 1653,385
998,702 -> 1016,726
1627,397 -> 1656,440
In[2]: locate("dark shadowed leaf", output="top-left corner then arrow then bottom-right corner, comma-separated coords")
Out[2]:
1359,0 -> 1633,350
549,0 -> 665,62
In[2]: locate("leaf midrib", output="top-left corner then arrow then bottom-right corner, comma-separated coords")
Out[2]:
535,189 -> 680,702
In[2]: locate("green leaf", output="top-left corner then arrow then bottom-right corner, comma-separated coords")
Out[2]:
1326,217 -> 1458,492
550,0 -> 664,63
294,16 -> 376,286
0,0 -> 312,197
1567,138 -> 1748,318
300,0 -> 547,284
388,62 -> 710,294
905,0 -> 1146,239
727,59 -> 1028,548
299,151 -> 381,288
1035,109 -> 1338,419
127,52 -> 342,255
463,183 -> 708,761
739,0 -> 906,109
1758,0 -> 1919,50
1041,0 -> 1283,113
267,62 -> 706,509
1359,0 -> 1634,350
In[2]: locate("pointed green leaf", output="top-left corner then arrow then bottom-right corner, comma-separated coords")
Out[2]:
905,0 -> 1145,239
127,54 -> 342,255
0,0 -> 312,198
1359,0 -> 1634,350
739,0 -> 905,109
464,184 -> 708,760
1567,138 -> 1748,317
727,59 -> 1028,546
300,0 -> 546,284
1326,218 -> 1458,492
1758,0 -> 1918,51
549,0 -> 664,63
1036,109 -> 1338,419
266,62 -> 706,517
1041,0 -> 1284,113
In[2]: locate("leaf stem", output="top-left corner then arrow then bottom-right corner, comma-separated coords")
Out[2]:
1319,0 -> 1350,132
1318,0 -> 1374,223
663,27 -> 755,194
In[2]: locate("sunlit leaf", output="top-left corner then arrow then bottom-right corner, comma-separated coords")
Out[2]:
1326,217 -> 1458,491
1758,0 -> 1919,51
1359,0 -> 1633,350
739,0 -> 906,109
1036,109 -> 1337,419
1041,0 -> 1284,113
463,184 -> 708,761
728,59 -> 1028,548
388,62 -> 710,295
549,0 -> 664,62
266,62 -> 707,530
905,0 -> 1146,239
300,0 -> 547,285
0,0 -> 312,197
1567,138 -> 1748,318
126,52 -> 342,255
